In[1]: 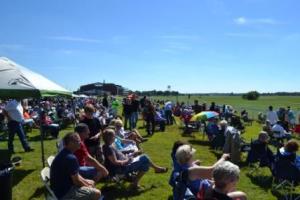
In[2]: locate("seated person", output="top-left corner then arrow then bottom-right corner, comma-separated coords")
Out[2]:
271,121 -> 292,140
102,128 -> 168,189
169,141 -> 199,188
114,119 -> 145,143
247,131 -> 274,167
50,132 -> 101,200
40,111 -> 60,138
74,123 -> 109,182
277,139 -> 300,169
200,161 -> 247,200
206,118 -> 219,141
23,108 -> 35,129
155,109 -> 166,132
175,144 -> 229,195
80,104 -> 103,161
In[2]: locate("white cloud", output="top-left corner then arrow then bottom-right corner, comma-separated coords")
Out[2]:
234,17 -> 247,25
47,36 -> 103,43
234,17 -> 281,25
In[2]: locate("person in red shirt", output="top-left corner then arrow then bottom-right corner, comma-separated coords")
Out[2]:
74,123 -> 108,182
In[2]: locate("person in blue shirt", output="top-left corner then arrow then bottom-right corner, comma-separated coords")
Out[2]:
50,132 -> 101,200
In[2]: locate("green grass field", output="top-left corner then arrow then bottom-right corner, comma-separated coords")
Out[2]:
1,95 -> 300,200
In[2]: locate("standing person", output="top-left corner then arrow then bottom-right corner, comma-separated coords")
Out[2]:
111,97 -> 120,118
144,100 -> 156,136
192,100 -> 202,114
102,93 -> 108,109
164,100 -> 173,125
50,132 -> 101,200
123,98 -> 133,130
131,94 -> 140,129
140,96 -> 147,110
287,106 -> 296,129
80,104 -> 103,162
266,106 -> 278,126
3,99 -> 33,153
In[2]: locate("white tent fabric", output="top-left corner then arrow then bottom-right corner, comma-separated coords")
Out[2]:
0,57 -> 70,97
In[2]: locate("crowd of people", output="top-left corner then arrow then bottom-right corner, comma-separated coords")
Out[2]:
2,94 -> 300,200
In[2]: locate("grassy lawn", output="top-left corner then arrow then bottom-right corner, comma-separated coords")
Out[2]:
1,95 -> 300,200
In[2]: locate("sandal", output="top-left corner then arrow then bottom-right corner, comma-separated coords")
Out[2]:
155,167 -> 168,173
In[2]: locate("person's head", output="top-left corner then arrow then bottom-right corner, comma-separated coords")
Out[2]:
84,104 -> 95,119
213,161 -> 240,193
269,106 -> 273,111
102,128 -> 115,145
285,139 -> 299,153
194,100 -> 198,105
115,119 -> 123,130
63,132 -> 81,152
175,144 -> 196,166
172,140 -> 187,156
258,131 -> 269,144
74,123 -> 90,140
220,120 -> 228,129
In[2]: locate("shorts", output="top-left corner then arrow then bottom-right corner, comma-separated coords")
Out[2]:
61,186 -> 99,200
79,166 -> 98,180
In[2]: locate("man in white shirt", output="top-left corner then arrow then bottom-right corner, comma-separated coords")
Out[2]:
3,99 -> 33,153
271,121 -> 291,139
266,106 -> 278,126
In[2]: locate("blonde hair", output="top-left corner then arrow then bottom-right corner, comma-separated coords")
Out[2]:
175,144 -> 196,165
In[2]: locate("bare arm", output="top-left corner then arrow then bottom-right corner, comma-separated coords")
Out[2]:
107,153 -> 130,166
188,154 -> 230,181
86,155 -> 109,177
71,173 -> 94,187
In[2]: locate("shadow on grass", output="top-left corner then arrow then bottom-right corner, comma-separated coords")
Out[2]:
27,134 -> 55,142
101,183 -> 158,199
28,186 -> 45,199
188,140 -> 211,147
270,188 -> 300,200
12,169 -> 35,187
246,173 -> 273,191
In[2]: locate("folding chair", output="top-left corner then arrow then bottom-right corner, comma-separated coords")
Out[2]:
47,155 -> 55,167
40,167 -> 58,200
246,139 -> 274,175
172,170 -> 196,200
272,156 -> 300,200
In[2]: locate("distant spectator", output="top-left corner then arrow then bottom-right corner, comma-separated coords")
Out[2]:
266,106 -> 278,126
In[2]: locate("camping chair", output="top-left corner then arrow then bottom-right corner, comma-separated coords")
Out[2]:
172,170 -> 196,200
47,155 -> 55,167
246,139 -> 274,175
210,133 -> 225,150
40,167 -> 58,200
272,155 -> 300,200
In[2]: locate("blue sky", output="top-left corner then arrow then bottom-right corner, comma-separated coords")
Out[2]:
0,0 -> 299,93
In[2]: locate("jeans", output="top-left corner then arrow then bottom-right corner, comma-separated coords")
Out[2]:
8,120 -> 30,152
165,110 -> 173,125
79,166 -> 98,180
124,155 -> 150,173
124,113 -> 132,130
130,112 -> 139,129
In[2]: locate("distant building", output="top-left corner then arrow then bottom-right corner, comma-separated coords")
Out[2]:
76,82 -> 127,96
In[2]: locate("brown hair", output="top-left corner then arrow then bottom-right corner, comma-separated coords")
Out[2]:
84,104 -> 95,113
102,128 -> 115,144
285,139 -> 299,153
